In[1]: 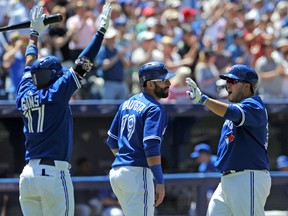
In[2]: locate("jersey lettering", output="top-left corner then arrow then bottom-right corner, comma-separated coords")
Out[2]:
21,95 -> 40,112
122,100 -> 146,113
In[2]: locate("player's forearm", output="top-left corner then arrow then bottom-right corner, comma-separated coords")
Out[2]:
25,35 -> 38,66
147,155 -> 161,166
204,97 -> 228,117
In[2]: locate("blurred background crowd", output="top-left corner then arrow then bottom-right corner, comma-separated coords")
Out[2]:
0,0 -> 288,102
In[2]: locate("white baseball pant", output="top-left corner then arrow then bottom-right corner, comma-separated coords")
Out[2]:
109,166 -> 155,216
207,170 -> 271,216
19,159 -> 74,216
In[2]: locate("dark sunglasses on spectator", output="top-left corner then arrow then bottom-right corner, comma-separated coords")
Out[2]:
226,79 -> 244,84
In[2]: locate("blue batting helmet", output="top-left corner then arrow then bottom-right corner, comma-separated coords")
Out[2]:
31,56 -> 64,89
138,61 -> 175,87
220,64 -> 258,93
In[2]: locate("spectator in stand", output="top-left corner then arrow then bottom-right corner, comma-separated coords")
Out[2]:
194,49 -> 222,99
6,0 -> 36,39
181,7 -> 197,27
119,0 -> 136,21
164,66 -> 192,103
255,40 -> 285,100
161,8 -> 182,45
281,49 -> 288,99
242,12 -> 265,67
202,4 -> 227,46
113,16 -> 135,95
190,143 -> 217,173
246,0 -> 264,26
66,0 -> 97,61
271,1 -> 288,38
131,30 -> 163,67
271,38 -> 288,99
145,17 -> 163,43
37,0 -> 58,14
96,28 -> 130,100
189,143 -> 217,215
213,33 -> 232,74
48,5 -> 75,67
177,23 -> 200,79
3,32 -> 29,100
227,30 -> 251,66
161,35 -> 193,73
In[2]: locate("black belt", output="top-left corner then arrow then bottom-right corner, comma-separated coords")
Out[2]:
27,159 -> 55,166
39,159 -> 55,166
222,170 -> 243,176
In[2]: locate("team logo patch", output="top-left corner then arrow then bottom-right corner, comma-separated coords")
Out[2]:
225,131 -> 235,144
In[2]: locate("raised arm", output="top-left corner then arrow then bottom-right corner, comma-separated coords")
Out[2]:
25,7 -> 49,66
72,2 -> 111,79
186,77 -> 229,117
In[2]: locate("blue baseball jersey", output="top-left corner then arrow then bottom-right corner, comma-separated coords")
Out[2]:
15,67 -> 81,162
107,92 -> 168,168
214,96 -> 269,172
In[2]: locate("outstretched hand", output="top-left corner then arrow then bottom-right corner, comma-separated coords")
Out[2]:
99,2 -> 112,34
30,7 -> 48,35
186,78 -> 208,105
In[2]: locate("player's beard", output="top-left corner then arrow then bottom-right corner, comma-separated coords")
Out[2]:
154,83 -> 169,98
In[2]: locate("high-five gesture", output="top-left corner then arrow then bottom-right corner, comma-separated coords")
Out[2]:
186,78 -> 208,105
98,2 -> 112,34
30,7 -> 48,36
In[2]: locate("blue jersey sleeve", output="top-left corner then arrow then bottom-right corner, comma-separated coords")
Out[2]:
143,106 -> 167,143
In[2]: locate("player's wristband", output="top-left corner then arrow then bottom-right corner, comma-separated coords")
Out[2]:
150,164 -> 164,184
25,44 -> 38,57
98,27 -> 106,35
30,29 -> 39,37
200,94 -> 208,105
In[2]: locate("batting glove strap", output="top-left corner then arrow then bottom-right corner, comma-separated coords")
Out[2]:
199,94 -> 208,105
150,164 -> 164,184
30,29 -> 39,37
98,27 -> 106,35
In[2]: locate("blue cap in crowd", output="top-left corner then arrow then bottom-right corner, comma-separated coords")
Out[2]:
276,155 -> 288,169
190,143 -> 211,158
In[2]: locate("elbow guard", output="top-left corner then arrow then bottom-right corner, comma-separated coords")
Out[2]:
73,56 -> 93,78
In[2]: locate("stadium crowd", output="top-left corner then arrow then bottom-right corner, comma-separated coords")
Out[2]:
0,0 -> 288,101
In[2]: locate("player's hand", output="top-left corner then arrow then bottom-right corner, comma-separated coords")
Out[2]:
186,77 -> 208,105
30,7 -> 48,35
154,184 -> 165,207
98,2 -> 112,34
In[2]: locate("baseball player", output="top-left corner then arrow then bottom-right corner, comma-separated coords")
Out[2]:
186,65 -> 271,216
107,61 -> 175,216
16,3 -> 111,216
